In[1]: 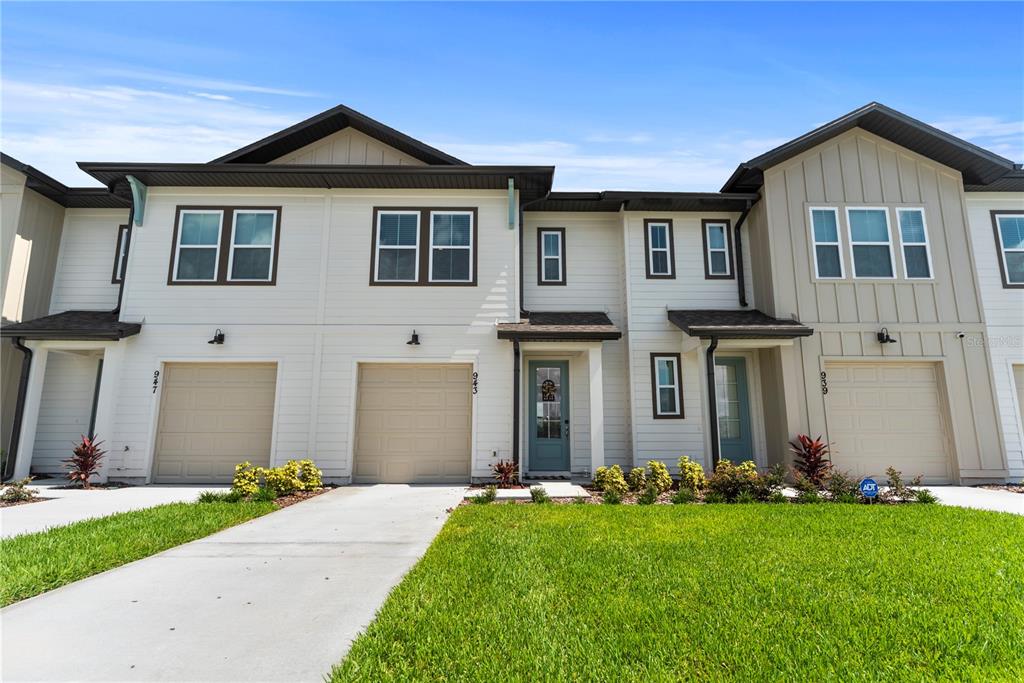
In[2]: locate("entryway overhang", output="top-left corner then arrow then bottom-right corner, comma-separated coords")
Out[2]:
496,311 -> 621,342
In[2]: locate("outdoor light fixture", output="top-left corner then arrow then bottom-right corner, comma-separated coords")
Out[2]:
208,329 -> 225,345
406,330 -> 420,346
876,327 -> 897,344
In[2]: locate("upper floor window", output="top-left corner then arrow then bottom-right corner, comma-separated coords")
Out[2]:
374,211 -> 420,282
702,219 -> 733,279
896,208 -> 932,279
112,225 -> 129,284
846,208 -> 894,278
651,353 -> 683,418
810,208 -> 844,279
229,210 -> 278,282
537,228 -> 566,285
173,209 -> 222,282
992,211 -> 1024,288
430,211 -> 474,283
371,207 -> 477,286
644,219 -> 675,279
169,206 -> 281,285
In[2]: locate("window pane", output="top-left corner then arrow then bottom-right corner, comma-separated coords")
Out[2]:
543,232 -> 560,257
432,248 -> 470,281
658,387 -> 677,414
812,210 -> 838,243
853,245 -> 893,277
234,212 -> 274,246
543,258 -> 561,281
650,225 -> 667,249
849,209 -> 889,242
176,248 -> 217,280
652,251 -> 669,274
377,248 -> 416,281
379,214 -> 418,246
707,224 -> 725,249
815,245 -> 842,278
180,213 -> 220,245
1006,252 -> 1024,284
231,248 -> 272,280
898,210 -> 926,244
999,216 -> 1024,250
904,245 -> 930,278
657,359 -> 674,386
433,213 -> 471,247
710,251 -> 727,274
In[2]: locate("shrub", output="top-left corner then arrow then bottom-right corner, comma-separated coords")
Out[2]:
735,490 -> 757,504
914,488 -> 938,504
573,496 -> 588,505
597,465 -> 628,497
703,491 -> 727,504
233,462 -> 262,496
646,460 -> 673,494
880,467 -> 924,504
64,435 -> 105,489
529,486 -> 550,504
472,485 -> 497,504
297,459 -> 323,491
677,456 -> 707,493
796,488 -> 824,504
492,460 -> 519,489
264,460 -> 303,496
767,490 -> 788,504
1,478 -> 37,503
751,464 -> 786,501
637,484 -> 658,505
198,490 -> 232,503
253,487 -> 278,502
789,434 -> 832,486
593,466 -> 610,490
671,488 -> 696,504
627,467 -> 647,492
825,470 -> 862,503
706,459 -> 760,502
602,489 -> 621,505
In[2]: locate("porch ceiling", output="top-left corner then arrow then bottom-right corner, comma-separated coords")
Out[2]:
667,309 -> 813,340
497,311 -> 621,341
1,310 -> 141,341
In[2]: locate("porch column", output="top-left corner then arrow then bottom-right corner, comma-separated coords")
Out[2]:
92,343 -> 123,483
778,344 -> 805,456
587,342 -> 605,476
12,344 -> 48,480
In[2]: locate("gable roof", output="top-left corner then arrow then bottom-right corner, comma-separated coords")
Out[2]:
210,103 -> 466,166
721,102 -> 1017,193
1,152 -> 129,209
965,164 -> 1024,193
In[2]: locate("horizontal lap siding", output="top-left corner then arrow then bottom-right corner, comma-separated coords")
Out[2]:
33,352 -> 99,474
50,209 -> 124,313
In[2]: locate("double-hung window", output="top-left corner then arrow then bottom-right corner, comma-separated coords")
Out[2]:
644,219 -> 674,278
846,208 -> 895,278
702,220 -> 732,278
374,211 -> 420,282
809,207 -> 843,279
992,211 -> 1024,287
112,225 -> 130,284
229,210 -> 278,282
170,206 -> 281,285
371,207 -> 478,285
896,208 -> 932,279
537,228 -> 565,285
430,211 -> 473,283
173,210 -> 223,282
651,353 -> 683,418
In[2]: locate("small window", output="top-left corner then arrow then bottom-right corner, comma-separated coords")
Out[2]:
809,208 -> 843,279
993,211 -> 1024,287
374,211 -> 420,282
112,224 -> 129,284
229,210 -> 277,282
644,219 -> 675,279
846,208 -> 894,278
897,208 -> 932,279
702,219 -> 732,279
537,228 -> 565,285
651,353 -> 683,419
173,210 -> 223,282
430,211 -> 473,283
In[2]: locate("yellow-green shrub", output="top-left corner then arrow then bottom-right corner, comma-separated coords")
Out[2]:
232,461 -> 263,496
627,467 -> 647,492
297,459 -> 323,491
646,460 -> 672,494
593,466 -> 610,490
265,460 -> 302,495
677,456 -> 707,493
600,465 -> 628,497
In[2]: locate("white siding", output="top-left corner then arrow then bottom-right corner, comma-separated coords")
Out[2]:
33,351 -> 100,475
271,128 -> 427,166
50,209 -> 127,313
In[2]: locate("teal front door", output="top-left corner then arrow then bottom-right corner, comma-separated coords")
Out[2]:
715,357 -> 753,462
528,361 -> 570,472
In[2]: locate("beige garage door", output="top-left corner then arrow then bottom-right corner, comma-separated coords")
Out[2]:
825,361 -> 952,483
154,363 -> 277,483
354,364 -> 471,484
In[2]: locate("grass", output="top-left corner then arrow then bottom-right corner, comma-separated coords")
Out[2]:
0,501 -> 274,606
333,504 -> 1024,682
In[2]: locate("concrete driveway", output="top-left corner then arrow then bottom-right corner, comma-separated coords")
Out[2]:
934,486 -> 1024,515
1,484 -> 466,682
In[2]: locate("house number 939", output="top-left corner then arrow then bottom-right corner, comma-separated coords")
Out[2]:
820,371 -> 828,395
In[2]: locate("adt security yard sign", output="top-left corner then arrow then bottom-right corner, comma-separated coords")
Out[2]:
859,478 -> 879,499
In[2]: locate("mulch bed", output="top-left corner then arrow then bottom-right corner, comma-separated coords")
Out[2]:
0,497 -> 51,508
274,487 -> 333,509
979,484 -> 1024,494
51,483 -> 132,490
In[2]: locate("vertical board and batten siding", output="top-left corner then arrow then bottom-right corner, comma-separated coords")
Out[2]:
50,209 -> 126,313
31,351 -> 100,474
760,128 -> 1005,479
270,128 -> 427,166
966,192 -> 1024,479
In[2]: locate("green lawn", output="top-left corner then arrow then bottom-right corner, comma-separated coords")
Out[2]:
0,501 -> 274,606
333,504 -> 1024,682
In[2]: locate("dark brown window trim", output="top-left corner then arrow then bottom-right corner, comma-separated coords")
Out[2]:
537,227 -> 566,286
701,218 -> 735,280
650,352 -> 684,419
368,207 -> 479,287
111,224 -> 129,284
991,210 -> 1024,289
167,206 -> 282,286
643,218 -> 676,279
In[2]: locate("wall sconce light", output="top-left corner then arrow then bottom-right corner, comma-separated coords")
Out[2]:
406,330 -> 420,346
208,329 -> 225,345
876,327 -> 897,344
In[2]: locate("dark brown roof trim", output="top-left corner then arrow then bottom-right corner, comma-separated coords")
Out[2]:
1,310 -> 142,341
496,311 -> 621,341
526,191 -> 759,213
667,309 -> 813,340
2,153 -> 129,209
966,165 -> 1024,192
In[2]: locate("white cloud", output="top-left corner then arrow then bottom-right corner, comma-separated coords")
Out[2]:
190,92 -> 234,102
930,115 -> 1024,161
94,66 -> 317,98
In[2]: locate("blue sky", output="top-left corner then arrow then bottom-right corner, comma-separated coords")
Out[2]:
2,2 -> 1022,190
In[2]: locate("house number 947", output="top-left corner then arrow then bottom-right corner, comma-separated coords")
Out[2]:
152,370 -> 160,394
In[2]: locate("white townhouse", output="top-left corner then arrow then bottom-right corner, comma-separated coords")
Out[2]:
2,103 -> 1020,485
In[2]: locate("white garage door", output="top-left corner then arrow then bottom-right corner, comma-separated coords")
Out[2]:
154,363 -> 277,483
354,364 -> 471,484
825,361 -> 952,483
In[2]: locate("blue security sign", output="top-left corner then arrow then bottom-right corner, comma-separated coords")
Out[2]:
859,478 -> 879,498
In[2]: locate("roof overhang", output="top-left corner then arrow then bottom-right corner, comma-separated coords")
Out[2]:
1,153 -> 129,209
1,311 -> 142,341
667,309 -> 813,340
496,311 -> 621,341
526,191 -> 759,213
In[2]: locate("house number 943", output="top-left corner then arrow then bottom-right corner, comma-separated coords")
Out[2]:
472,372 -> 479,394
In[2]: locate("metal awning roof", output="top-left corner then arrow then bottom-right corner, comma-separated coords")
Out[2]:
497,311 -> 621,341
668,309 -> 813,340
1,311 -> 142,341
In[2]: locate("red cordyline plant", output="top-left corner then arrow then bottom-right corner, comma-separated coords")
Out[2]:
491,460 -> 519,489
64,435 -> 106,489
789,434 -> 832,486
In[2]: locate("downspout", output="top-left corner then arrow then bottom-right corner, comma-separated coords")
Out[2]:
4,338 -> 33,481
111,204 -> 134,315
733,197 -> 758,308
512,340 -> 521,469
705,337 -> 721,468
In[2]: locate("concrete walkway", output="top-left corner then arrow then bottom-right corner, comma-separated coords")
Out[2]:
1,484 -> 466,682
1,479 -> 229,539
934,486 -> 1024,515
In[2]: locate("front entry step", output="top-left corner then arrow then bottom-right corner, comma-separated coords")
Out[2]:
465,481 -> 590,500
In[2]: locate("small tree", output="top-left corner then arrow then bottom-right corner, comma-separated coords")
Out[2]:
788,434 -> 832,486
64,435 -> 106,489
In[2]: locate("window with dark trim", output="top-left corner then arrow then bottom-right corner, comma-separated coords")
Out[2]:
650,352 -> 683,418
992,210 -> 1024,288
643,219 -> 675,279
537,227 -> 566,285
370,207 -> 478,286
702,219 -> 733,279
111,224 -> 129,284
168,206 -> 281,285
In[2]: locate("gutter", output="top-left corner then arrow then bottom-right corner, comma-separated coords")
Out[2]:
512,340 -> 521,469
733,197 -> 759,308
4,338 -> 32,481
705,337 -> 721,468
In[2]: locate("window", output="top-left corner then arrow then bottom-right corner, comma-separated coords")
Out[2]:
430,211 -> 473,283
702,219 -> 732,279
992,211 -> 1024,288
809,207 -> 843,279
644,219 -> 675,278
537,228 -> 565,285
111,224 -> 130,284
650,353 -> 683,418
846,208 -> 894,278
374,211 -> 420,282
371,207 -> 478,286
897,208 -> 932,279
168,206 -> 281,285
